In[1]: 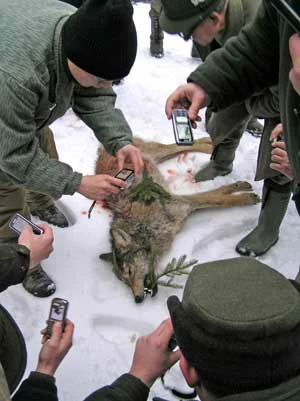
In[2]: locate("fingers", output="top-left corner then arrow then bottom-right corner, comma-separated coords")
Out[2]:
289,34 -> 300,95
289,33 -> 300,68
269,123 -> 283,142
38,224 -> 53,238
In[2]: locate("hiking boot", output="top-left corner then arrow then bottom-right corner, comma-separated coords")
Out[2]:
236,180 -> 291,257
31,204 -> 69,228
23,264 -> 56,297
150,12 -> 164,58
246,117 -> 263,137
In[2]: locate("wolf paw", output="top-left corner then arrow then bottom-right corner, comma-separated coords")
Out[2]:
247,192 -> 261,204
234,181 -> 253,191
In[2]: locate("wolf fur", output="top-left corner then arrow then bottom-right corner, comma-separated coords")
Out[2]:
97,137 -> 260,303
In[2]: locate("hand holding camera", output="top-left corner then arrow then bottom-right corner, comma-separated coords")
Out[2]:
36,298 -> 72,376
129,319 -> 180,387
172,109 -> 194,146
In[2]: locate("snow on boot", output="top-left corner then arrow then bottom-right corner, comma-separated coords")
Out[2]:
31,203 -> 69,228
23,264 -> 56,297
236,181 -> 291,257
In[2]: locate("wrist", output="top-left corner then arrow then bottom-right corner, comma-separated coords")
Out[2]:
36,362 -> 56,376
128,367 -> 155,388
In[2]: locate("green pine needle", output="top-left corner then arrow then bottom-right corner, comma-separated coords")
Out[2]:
129,169 -> 171,205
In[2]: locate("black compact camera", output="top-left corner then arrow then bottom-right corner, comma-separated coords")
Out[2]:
46,297 -> 69,338
270,0 -> 300,32
9,213 -> 44,236
172,109 -> 194,146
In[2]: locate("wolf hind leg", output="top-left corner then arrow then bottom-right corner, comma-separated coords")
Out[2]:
133,137 -> 212,164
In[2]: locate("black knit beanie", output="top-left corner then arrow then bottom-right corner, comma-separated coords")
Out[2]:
167,258 -> 300,396
62,0 -> 137,80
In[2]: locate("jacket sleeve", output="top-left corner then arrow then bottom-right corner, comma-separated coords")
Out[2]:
72,86 -> 133,156
83,374 -> 149,401
0,244 -> 30,293
12,372 -> 57,401
188,0 -> 280,111
0,75 -> 82,199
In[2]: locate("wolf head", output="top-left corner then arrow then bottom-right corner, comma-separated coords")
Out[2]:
100,224 -> 158,303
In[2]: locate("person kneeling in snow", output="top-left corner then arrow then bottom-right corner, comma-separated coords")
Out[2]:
83,258 -> 300,401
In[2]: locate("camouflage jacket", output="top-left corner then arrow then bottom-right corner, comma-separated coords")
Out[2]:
0,0 -> 133,199
188,0 -> 300,192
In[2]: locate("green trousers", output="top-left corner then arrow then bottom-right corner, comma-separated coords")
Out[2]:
0,127 -> 58,241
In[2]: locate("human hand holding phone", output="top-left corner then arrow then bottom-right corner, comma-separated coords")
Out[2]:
18,224 -> 54,269
37,319 -> 74,376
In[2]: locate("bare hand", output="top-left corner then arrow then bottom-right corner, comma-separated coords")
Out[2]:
77,174 -> 127,201
116,144 -> 144,178
289,33 -> 300,95
269,123 -> 294,179
18,224 -> 54,270
37,320 -> 74,376
165,83 -> 208,125
129,319 -> 180,388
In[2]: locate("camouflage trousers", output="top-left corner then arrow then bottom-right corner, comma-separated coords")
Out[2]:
0,126 -> 58,241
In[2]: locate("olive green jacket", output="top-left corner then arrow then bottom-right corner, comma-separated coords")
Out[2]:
195,0 -> 261,60
83,372 -> 300,401
0,0 -> 133,199
215,0 -> 261,46
0,244 -> 29,292
188,0 -> 300,193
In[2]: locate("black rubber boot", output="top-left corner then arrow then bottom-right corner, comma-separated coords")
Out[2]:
22,264 -> 56,297
236,180 -> 291,257
150,11 -> 164,58
31,203 -> 69,228
195,141 -> 236,182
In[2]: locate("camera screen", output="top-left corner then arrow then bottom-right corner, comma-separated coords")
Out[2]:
12,216 -> 30,233
50,302 -> 66,321
115,169 -> 133,180
177,124 -> 192,141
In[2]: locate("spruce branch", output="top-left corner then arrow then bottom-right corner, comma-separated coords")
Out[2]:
129,169 -> 170,205
146,255 -> 198,290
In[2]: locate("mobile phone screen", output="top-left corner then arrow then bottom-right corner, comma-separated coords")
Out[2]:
49,300 -> 68,321
177,123 -> 193,141
12,216 -> 30,233
115,169 -> 134,181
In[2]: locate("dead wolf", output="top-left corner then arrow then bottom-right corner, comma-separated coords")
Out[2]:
96,137 -> 260,303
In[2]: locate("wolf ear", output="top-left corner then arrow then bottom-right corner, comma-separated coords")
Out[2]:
99,253 -> 113,262
111,228 -> 132,249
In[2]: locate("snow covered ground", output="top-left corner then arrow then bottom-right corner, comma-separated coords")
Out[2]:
2,3 -> 300,400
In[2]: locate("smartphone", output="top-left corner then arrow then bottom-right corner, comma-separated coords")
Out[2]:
270,0 -> 300,32
9,212 -> 44,236
46,297 -> 69,338
115,168 -> 135,188
172,109 -> 194,146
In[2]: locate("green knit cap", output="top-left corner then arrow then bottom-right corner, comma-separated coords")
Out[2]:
160,0 -> 222,36
168,257 -> 300,394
